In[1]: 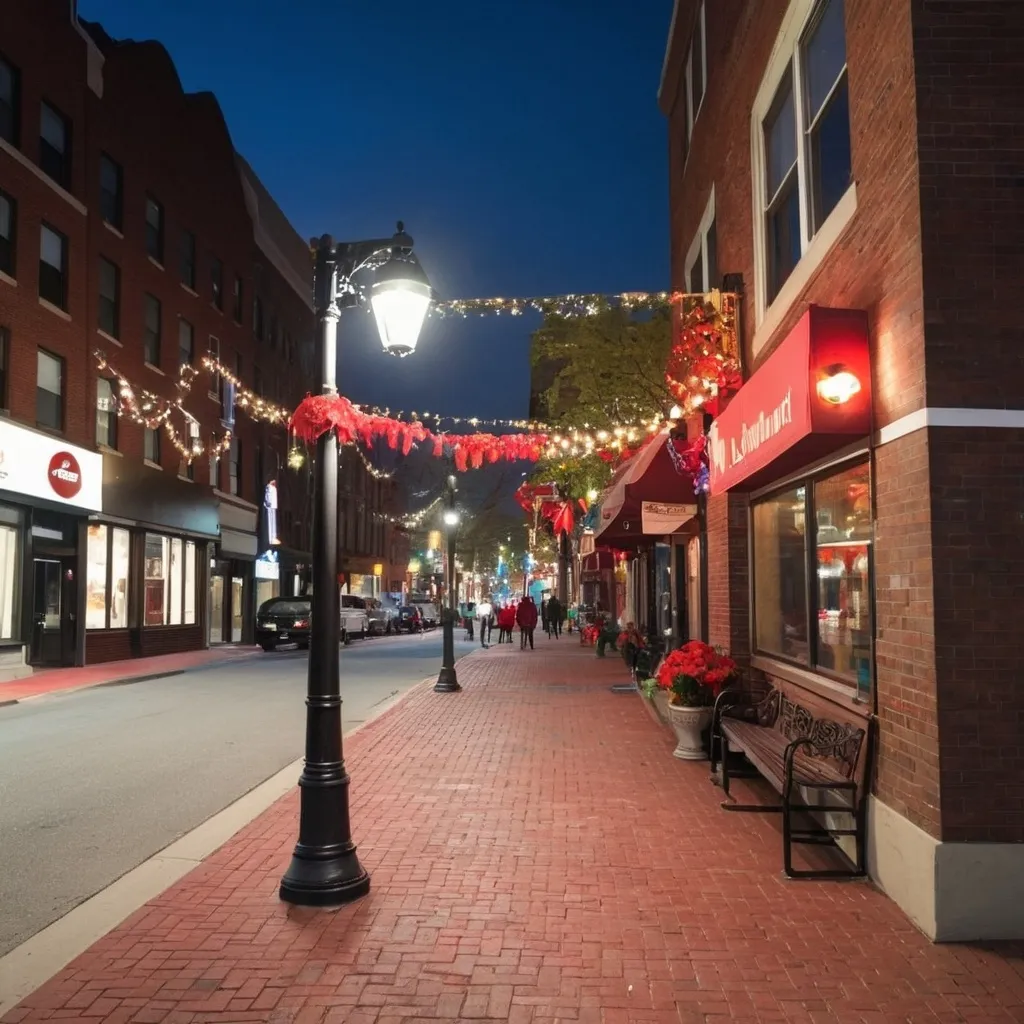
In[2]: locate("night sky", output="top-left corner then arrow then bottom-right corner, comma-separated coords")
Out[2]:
80,0 -> 673,423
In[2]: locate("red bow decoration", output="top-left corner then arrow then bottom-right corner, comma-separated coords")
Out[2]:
540,499 -> 583,536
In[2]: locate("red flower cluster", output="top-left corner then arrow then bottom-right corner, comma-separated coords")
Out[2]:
581,624 -> 601,646
656,641 -> 737,706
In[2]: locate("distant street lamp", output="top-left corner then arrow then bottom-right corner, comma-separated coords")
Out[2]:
280,226 -> 433,908
435,476 -> 461,693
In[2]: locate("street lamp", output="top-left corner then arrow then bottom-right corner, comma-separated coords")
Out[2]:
435,476 -> 461,693
280,225 -> 433,908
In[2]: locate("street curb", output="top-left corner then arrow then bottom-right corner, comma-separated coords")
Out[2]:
0,667 -> 433,1015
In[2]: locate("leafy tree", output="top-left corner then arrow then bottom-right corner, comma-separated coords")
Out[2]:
530,304 -> 675,430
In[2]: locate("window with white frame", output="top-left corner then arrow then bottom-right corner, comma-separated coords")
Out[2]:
752,0 -> 853,325
678,1 -> 707,165
685,187 -> 718,292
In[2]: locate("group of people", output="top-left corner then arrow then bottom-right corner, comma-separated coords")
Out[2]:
471,593 -> 568,650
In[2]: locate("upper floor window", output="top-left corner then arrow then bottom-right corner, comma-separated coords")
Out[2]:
39,223 -> 67,310
753,0 -> 853,324
39,102 -> 70,189
180,229 -> 196,289
0,190 -> 15,278
253,295 -> 264,341
685,2 -> 707,144
144,426 -> 161,465
143,293 -> 161,366
0,55 -> 20,146
232,276 -> 243,323
96,377 -> 117,449
685,187 -> 718,292
145,195 -> 164,263
228,437 -> 241,496
208,335 -> 221,398
178,318 -> 194,368
99,154 -> 123,231
211,257 -> 223,309
98,257 -> 120,338
0,326 -> 8,410
37,349 -> 64,430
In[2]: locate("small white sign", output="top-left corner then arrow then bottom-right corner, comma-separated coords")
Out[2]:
0,420 -> 102,511
641,501 -> 697,535
255,550 -> 280,580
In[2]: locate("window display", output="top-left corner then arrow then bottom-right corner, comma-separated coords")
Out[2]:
169,538 -> 183,625
752,459 -> 872,691
85,524 -> 108,629
144,533 -> 169,626
184,541 -> 196,624
0,519 -> 19,639
110,528 -> 130,628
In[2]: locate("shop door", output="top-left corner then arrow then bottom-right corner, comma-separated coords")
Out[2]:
30,557 -> 76,667
209,575 -> 224,644
231,576 -> 243,642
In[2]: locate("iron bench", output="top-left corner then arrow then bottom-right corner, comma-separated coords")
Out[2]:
710,685 -> 871,879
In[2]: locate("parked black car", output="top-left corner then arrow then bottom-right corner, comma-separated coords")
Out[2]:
395,605 -> 423,633
256,596 -> 312,651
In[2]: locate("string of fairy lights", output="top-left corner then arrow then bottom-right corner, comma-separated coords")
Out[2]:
429,290 -> 679,319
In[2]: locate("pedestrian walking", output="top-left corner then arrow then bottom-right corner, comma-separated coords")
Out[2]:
499,604 -> 516,643
540,597 -> 549,636
547,595 -> 562,638
516,596 -> 538,650
476,598 -> 493,646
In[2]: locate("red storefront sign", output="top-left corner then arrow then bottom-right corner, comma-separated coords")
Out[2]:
47,451 -> 83,500
709,306 -> 871,494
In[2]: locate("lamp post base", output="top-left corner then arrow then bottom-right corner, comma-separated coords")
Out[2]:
434,666 -> 461,692
279,844 -> 370,907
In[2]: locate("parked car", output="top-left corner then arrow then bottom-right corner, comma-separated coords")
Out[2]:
396,605 -> 423,632
256,596 -> 312,652
339,593 -> 371,639
413,602 -> 439,628
365,597 -> 395,636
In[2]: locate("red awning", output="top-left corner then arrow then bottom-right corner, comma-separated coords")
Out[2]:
708,306 -> 871,494
581,549 -> 616,573
594,432 -> 698,547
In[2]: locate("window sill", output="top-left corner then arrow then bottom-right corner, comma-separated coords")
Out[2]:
180,283 -> 199,297
144,362 -> 165,376
96,327 -> 122,347
0,270 -> 16,288
752,183 -> 859,359
38,297 -> 71,321
214,488 -> 257,511
0,136 -> 87,215
97,444 -> 122,457
143,459 -> 163,471
147,256 -> 164,272
102,221 -> 124,239
750,654 -> 870,718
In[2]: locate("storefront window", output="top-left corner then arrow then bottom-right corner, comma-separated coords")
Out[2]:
752,459 -> 872,691
753,484 -> 808,661
184,541 -> 196,624
85,524 -> 108,629
110,528 -> 129,628
654,542 -> 672,639
169,538 -> 183,625
814,462 -> 872,689
0,512 -> 21,639
144,533 -> 169,626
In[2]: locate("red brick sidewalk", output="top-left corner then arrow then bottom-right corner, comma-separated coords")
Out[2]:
4,643 -> 1024,1023
0,646 -> 258,703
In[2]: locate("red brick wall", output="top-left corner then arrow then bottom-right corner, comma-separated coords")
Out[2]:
705,492 -> 750,667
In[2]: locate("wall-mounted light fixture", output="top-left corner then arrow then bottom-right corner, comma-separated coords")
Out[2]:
816,364 -> 862,406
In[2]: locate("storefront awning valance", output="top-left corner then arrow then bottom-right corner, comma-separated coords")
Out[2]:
594,432 -> 697,547
708,306 -> 871,495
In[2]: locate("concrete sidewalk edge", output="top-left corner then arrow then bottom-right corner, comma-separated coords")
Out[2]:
0,669 -> 439,1014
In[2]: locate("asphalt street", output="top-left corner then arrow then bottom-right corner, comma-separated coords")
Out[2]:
0,629 -> 478,957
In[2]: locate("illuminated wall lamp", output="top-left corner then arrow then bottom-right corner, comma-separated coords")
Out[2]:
816,364 -> 862,406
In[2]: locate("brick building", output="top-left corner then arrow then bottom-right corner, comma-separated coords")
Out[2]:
0,1 -> 398,675
659,0 -> 1024,939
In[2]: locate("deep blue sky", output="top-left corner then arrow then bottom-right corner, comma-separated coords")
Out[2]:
80,0 -> 673,421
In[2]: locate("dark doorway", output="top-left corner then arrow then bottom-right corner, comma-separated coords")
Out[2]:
29,555 -> 77,667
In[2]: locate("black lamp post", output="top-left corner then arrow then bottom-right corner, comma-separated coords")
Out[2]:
279,226 -> 432,907
434,474 -> 461,692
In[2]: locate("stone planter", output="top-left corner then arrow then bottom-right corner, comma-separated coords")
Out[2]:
667,703 -> 712,760
653,689 -> 671,725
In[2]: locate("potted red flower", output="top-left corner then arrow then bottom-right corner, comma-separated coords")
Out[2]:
656,641 -> 737,760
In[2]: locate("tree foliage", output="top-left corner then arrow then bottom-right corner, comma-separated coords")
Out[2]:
530,305 -> 675,430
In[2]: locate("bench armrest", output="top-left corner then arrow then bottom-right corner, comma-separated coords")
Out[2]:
783,735 -> 860,794
711,685 -> 751,730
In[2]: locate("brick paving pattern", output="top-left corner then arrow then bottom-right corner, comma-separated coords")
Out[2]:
4,642 -> 1024,1023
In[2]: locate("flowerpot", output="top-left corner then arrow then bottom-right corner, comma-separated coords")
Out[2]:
667,703 -> 712,760
653,689 -> 671,725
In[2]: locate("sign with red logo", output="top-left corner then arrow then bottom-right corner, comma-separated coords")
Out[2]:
47,452 -> 83,500
709,306 -> 870,494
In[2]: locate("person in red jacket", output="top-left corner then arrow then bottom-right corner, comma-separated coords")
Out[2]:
516,596 -> 538,650
497,604 -> 516,644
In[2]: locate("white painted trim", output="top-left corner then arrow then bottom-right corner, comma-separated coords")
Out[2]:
685,185 -> 716,291
657,0 -> 683,103
875,407 -> 1024,448
0,138 -> 87,216
750,0 -> 855,347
